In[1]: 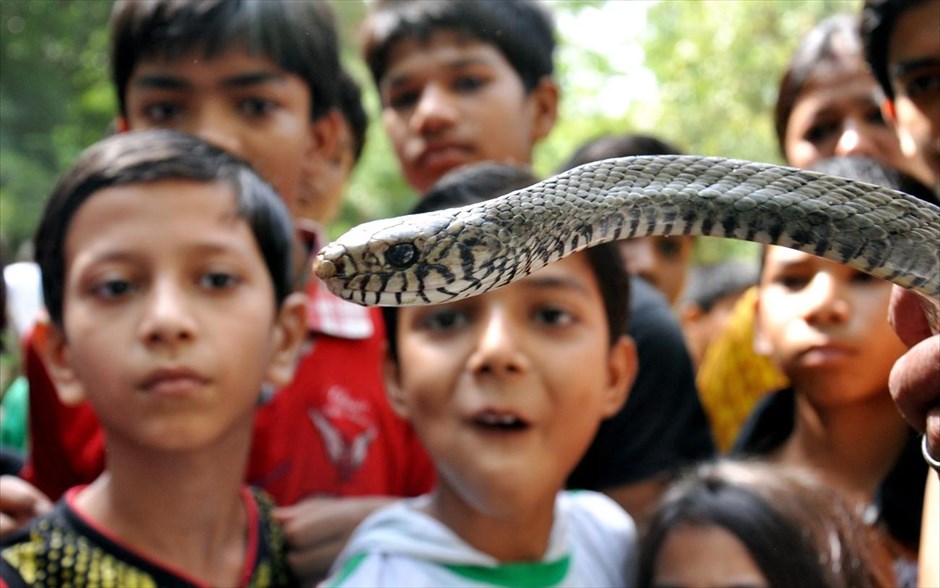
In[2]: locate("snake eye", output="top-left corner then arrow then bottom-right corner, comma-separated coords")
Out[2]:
385,242 -> 418,269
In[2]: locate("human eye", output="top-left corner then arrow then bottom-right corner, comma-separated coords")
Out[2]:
773,272 -> 810,291
804,120 -> 838,144
534,306 -> 574,327
418,308 -> 469,332
849,270 -> 878,285
452,74 -> 486,94
140,101 -> 184,124
198,270 -> 241,291
903,71 -> 940,100
238,97 -> 279,118
386,88 -> 419,111
654,238 -> 682,260
863,105 -> 887,126
89,277 -> 136,300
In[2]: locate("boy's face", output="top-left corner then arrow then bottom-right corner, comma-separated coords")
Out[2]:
122,48 -> 325,214
619,236 -> 694,306
378,30 -> 558,193
886,1 -> 940,186
755,246 -> 906,404
385,253 -> 635,511
42,179 -> 304,453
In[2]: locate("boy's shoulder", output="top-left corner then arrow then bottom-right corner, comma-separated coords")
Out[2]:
324,491 -> 636,588
0,487 -> 294,588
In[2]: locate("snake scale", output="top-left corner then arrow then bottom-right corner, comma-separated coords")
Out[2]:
313,155 -> 940,329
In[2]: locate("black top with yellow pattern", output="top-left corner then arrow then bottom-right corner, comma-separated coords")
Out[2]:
0,486 -> 296,588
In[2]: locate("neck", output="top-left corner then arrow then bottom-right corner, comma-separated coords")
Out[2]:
780,389 -> 909,505
75,427 -> 252,585
427,480 -> 557,563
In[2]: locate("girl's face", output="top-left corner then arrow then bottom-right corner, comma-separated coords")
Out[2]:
652,524 -> 767,588
784,58 -> 907,172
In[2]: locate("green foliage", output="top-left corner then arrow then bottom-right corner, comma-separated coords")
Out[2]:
1,0 -> 114,254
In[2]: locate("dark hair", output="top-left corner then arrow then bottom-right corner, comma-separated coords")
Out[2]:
337,70 -> 369,165
638,460 -> 891,588
558,133 -> 683,173
34,130 -> 295,329
110,0 -> 341,120
361,0 -> 555,92
382,162 -> 630,363
681,261 -> 758,313
774,14 -> 869,157
811,155 -> 939,205
861,0 -> 930,100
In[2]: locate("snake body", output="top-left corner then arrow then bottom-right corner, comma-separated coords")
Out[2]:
313,155 -> 940,326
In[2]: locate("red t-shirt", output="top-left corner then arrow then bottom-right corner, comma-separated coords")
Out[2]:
21,280 -> 434,504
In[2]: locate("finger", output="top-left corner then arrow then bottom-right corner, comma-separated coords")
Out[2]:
889,287 -> 933,348
888,335 -> 940,433
927,407 -> 940,460
0,476 -> 52,513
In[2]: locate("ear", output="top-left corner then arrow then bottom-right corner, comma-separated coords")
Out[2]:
36,320 -> 86,406
264,293 -> 308,387
305,109 -> 342,169
527,76 -> 559,144
115,116 -> 130,133
752,294 -> 773,357
600,335 -> 638,419
381,349 -> 411,420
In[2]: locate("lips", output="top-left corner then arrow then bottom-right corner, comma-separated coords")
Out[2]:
798,343 -> 856,366
416,143 -> 471,173
140,367 -> 209,397
470,408 -> 531,431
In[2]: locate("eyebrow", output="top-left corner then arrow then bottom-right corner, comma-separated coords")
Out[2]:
518,274 -> 594,296
889,57 -> 940,79
383,56 -> 494,90
132,71 -> 288,91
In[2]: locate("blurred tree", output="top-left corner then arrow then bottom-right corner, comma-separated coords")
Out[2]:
0,0 -> 859,258
1,0 -> 114,255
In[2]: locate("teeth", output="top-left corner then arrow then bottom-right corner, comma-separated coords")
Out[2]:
479,413 -> 521,426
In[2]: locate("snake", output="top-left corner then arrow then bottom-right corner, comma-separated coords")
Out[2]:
313,155 -> 940,330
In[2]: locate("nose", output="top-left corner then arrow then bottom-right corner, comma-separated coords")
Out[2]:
411,83 -> 458,137
187,105 -> 243,157
834,119 -> 876,158
139,279 -> 197,348
619,238 -> 657,286
802,272 -> 849,326
467,307 -> 529,376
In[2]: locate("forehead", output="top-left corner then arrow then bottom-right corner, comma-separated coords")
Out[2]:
382,30 -> 513,84
888,2 -> 940,64
65,179 -> 250,259
129,47 -> 309,95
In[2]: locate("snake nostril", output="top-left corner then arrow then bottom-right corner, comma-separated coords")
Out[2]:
386,243 -> 418,269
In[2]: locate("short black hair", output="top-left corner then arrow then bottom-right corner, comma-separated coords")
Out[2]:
681,261 -> 758,313
775,14 -> 868,156
638,460 -> 890,588
34,129 -> 295,329
110,0 -> 341,120
558,133 -> 683,173
337,70 -> 369,165
361,0 -> 555,92
861,0 -> 931,100
382,162 -> 630,364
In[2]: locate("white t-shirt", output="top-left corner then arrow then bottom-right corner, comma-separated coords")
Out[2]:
322,490 -> 637,587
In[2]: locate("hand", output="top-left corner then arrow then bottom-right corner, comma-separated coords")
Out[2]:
888,287 -> 940,461
0,475 -> 52,538
273,495 -> 395,584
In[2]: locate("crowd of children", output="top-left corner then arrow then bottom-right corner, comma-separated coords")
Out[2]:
1,0 -> 938,586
